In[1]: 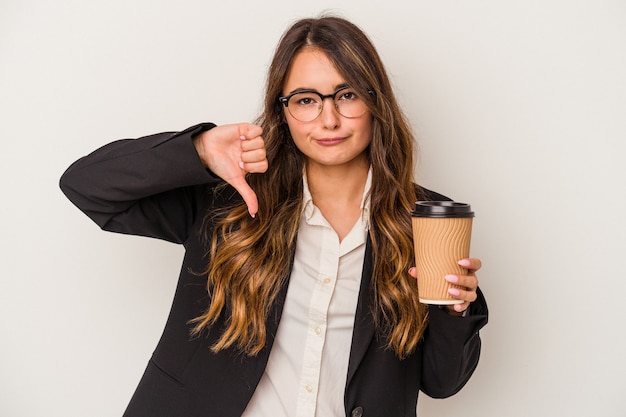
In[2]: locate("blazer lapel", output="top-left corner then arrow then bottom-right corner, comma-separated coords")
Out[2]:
346,235 -> 376,386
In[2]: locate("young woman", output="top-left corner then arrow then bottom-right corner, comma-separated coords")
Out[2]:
60,15 -> 488,417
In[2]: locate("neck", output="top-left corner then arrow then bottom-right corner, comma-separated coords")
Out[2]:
305,157 -> 370,204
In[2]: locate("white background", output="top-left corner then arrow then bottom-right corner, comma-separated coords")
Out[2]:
1,1 -> 625,416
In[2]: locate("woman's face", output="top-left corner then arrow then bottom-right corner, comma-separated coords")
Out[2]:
281,48 -> 372,170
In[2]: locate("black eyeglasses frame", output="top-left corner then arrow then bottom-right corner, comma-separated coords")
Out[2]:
278,86 -> 375,121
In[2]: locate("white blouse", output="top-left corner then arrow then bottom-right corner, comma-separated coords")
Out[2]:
242,169 -> 372,417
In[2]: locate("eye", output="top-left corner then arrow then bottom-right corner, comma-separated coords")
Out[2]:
292,92 -> 320,107
297,97 -> 314,105
337,90 -> 359,101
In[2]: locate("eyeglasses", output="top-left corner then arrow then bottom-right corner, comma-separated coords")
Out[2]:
278,86 -> 371,122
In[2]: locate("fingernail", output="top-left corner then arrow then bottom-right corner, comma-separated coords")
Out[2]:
458,259 -> 471,267
448,288 -> 461,296
240,135 -> 246,141
250,212 -> 256,218
444,274 -> 458,283
239,161 -> 245,169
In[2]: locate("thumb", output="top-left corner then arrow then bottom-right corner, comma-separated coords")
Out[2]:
229,175 -> 258,218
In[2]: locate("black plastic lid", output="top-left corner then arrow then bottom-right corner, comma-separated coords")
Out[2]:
411,201 -> 474,218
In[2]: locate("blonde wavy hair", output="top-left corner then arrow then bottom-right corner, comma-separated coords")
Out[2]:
190,15 -> 427,358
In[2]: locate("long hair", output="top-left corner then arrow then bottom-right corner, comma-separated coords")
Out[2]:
190,15 -> 427,358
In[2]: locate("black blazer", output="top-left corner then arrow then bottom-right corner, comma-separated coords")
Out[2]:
60,123 -> 488,417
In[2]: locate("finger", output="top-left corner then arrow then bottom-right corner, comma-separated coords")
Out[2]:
458,258 -> 482,273
240,136 -> 265,152
443,301 -> 469,315
445,274 -> 479,291
447,286 -> 478,303
238,123 -> 263,141
239,131 -> 267,174
240,146 -> 268,165
228,176 -> 259,218
452,302 -> 470,313
241,160 -> 269,174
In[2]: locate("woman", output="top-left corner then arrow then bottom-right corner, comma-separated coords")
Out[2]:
60,15 -> 488,417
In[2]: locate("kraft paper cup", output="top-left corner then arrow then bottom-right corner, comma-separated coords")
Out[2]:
411,201 -> 474,305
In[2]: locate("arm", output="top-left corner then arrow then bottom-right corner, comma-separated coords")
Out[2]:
60,122 -> 268,243
408,247 -> 488,397
59,123 -> 220,243
419,288 -> 488,398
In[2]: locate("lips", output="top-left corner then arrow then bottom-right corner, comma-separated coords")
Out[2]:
315,137 -> 346,146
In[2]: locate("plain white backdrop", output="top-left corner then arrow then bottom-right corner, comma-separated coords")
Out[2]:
1,1 -> 625,416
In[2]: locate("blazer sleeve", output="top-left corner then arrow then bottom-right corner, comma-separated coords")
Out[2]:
59,122 -> 224,244
419,288 -> 488,398
416,186 -> 489,398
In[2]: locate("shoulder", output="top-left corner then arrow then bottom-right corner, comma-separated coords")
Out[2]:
415,185 -> 453,202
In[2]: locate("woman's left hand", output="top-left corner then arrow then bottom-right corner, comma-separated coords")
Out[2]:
409,257 -> 481,316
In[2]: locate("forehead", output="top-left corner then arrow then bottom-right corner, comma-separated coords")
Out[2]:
282,48 -> 346,93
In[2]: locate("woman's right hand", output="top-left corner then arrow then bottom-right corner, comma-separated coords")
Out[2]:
193,123 -> 268,217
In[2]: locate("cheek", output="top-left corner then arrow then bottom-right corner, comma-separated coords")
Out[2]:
359,119 -> 374,144
285,118 -> 307,147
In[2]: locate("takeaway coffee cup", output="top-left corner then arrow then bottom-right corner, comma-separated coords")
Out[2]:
411,201 -> 475,304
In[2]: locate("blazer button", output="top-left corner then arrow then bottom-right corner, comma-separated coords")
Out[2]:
351,406 -> 363,417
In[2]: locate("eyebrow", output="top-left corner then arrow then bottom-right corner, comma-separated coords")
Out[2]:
285,83 -> 350,96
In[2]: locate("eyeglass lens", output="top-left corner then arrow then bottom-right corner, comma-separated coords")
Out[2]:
286,89 -> 367,122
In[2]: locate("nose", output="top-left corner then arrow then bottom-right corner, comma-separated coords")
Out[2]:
319,98 -> 340,129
